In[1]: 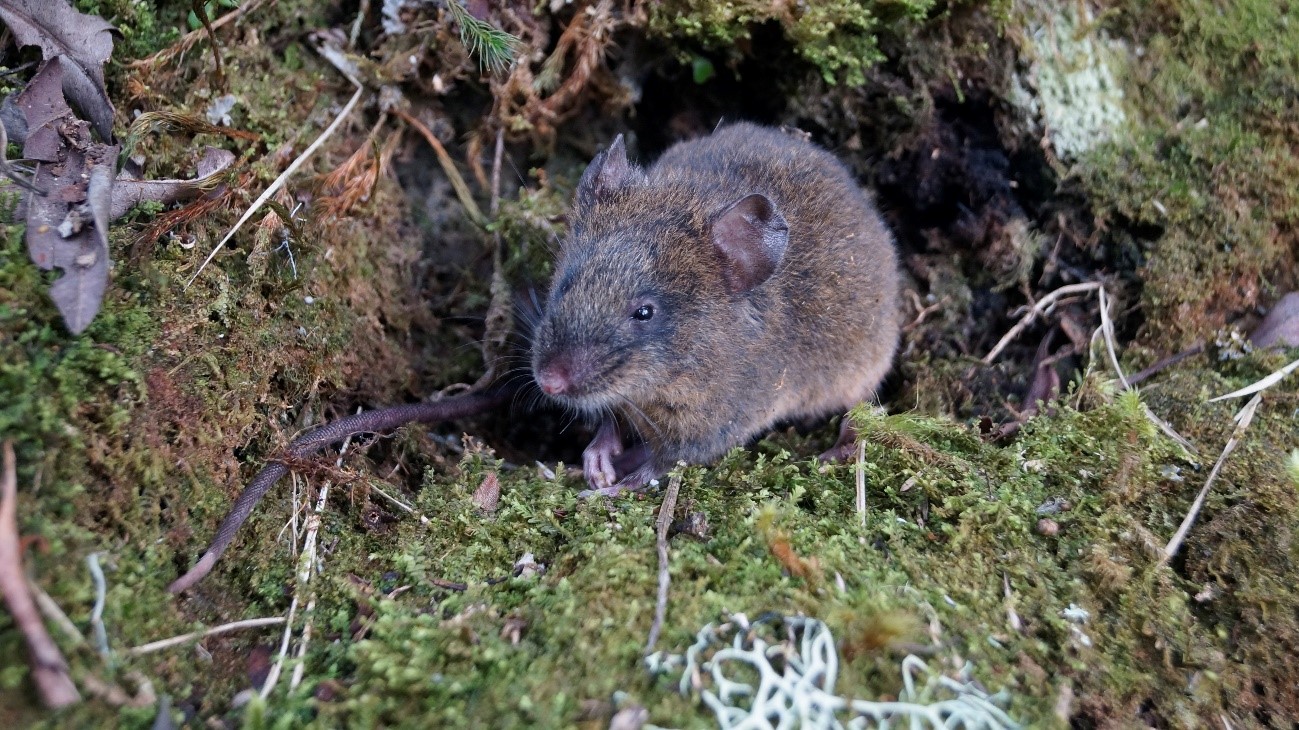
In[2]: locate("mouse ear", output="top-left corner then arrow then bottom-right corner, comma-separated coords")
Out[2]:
576,134 -> 632,207
710,193 -> 789,294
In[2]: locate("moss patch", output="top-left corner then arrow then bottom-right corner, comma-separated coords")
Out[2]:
3,0 -> 1299,727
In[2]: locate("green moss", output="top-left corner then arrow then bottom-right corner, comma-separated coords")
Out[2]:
4,0 -> 1299,726
646,0 -> 940,86
76,0 -> 180,62
208,366 -> 1283,726
1076,0 -> 1299,347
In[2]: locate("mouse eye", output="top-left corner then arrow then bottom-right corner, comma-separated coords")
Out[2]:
632,304 -> 655,321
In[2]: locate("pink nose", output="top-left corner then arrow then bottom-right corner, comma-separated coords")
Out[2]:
536,365 -> 570,395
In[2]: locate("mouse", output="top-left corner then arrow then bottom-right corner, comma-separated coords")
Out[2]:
532,122 -> 900,496
168,122 -> 899,592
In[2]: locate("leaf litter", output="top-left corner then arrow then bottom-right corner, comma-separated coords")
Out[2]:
3,0 -> 235,333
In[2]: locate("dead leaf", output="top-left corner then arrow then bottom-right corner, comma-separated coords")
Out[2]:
472,472 -> 501,513
0,94 -> 28,146
109,147 -> 236,220
14,59 -> 233,333
0,0 -> 116,140
13,57 -> 67,163
1251,292 -> 1299,349
19,59 -> 119,333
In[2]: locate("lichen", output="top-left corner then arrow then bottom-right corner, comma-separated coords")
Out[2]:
1011,2 -> 1129,159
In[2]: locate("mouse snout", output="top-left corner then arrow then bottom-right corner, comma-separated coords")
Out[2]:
534,351 -> 596,397
536,362 -> 571,396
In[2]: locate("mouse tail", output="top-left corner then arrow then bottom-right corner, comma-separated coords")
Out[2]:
167,384 -> 516,594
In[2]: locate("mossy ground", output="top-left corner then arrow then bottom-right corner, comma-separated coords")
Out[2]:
1,0 -> 1297,727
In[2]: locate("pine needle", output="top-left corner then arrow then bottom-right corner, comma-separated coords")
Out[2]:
445,1 -> 521,74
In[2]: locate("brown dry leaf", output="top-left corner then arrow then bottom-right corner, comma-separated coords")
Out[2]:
19,58 -> 118,333
472,472 -> 501,513
0,0 -> 116,140
16,59 -> 234,333
110,147 -> 236,219
1251,292 -> 1299,349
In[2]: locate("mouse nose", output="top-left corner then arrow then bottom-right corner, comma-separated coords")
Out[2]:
536,363 -> 571,396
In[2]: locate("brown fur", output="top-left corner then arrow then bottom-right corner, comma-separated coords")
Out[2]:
532,122 -> 900,484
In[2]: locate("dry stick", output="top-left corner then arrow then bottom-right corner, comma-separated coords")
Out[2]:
983,282 -> 1102,364
27,579 -> 85,647
490,128 -> 505,216
1126,340 -> 1206,387
1162,393 -> 1262,563
129,0 -> 269,68
261,427 -> 350,701
855,438 -> 866,527
475,127 -> 513,389
1208,356 -> 1299,402
168,388 -> 512,593
645,472 -> 683,654
185,83 -> 365,288
392,108 -> 486,227
368,481 -> 430,525
0,441 -> 80,708
290,419 -> 358,692
191,0 -> 227,92
348,0 -> 371,48
1096,288 -> 1198,455
258,444 -> 337,701
127,617 -> 287,656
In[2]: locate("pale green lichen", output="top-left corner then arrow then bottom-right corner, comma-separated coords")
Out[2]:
1011,2 -> 1129,159
646,615 -> 1019,728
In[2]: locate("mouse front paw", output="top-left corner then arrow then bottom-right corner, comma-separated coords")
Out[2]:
582,418 -> 622,489
577,462 -> 661,499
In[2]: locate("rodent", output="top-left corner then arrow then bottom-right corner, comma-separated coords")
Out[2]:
532,122 -> 900,495
169,122 -> 900,592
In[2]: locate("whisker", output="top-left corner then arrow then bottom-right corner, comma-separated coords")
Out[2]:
616,394 -> 663,443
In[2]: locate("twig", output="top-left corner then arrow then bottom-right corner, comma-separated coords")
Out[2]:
1096,288 -> 1197,455
392,108 -> 486,227
855,438 -> 866,527
349,0 -> 371,48
1162,393 -> 1262,563
87,553 -> 111,661
1126,341 -> 1206,387
645,471 -> 683,653
261,425 -> 355,699
127,617 -> 287,655
27,578 -> 85,647
1096,287 -> 1130,390
475,127 -> 512,389
186,83 -> 365,287
1209,356 -> 1299,402
0,441 -> 80,708
983,282 -> 1102,364
191,0 -> 227,92
129,0 -> 269,69
368,481 -> 431,525
291,429 -> 358,691
490,128 -> 504,216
